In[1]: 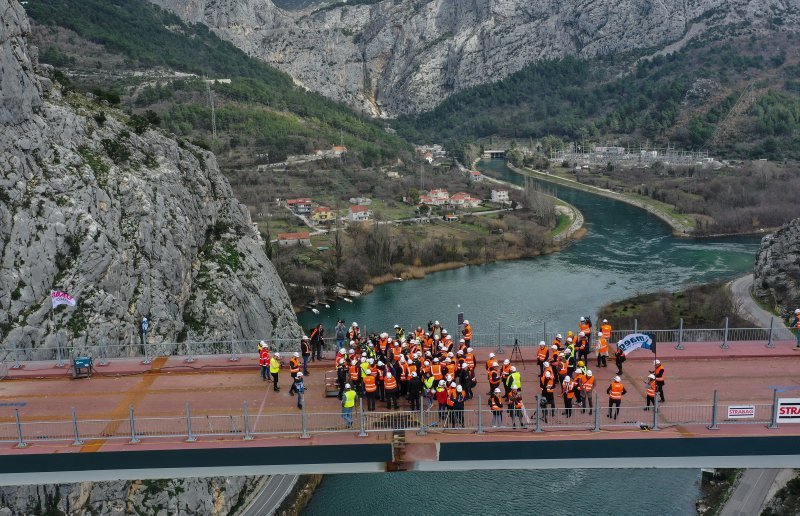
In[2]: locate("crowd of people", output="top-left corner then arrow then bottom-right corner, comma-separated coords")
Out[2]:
257,317 -> 667,428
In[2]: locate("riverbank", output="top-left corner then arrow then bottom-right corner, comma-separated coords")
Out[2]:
504,162 -> 696,236
350,166 -> 587,297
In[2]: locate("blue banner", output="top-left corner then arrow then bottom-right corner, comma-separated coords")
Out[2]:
617,333 -> 655,355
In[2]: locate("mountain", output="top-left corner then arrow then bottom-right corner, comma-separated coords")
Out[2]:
0,0 -> 300,353
754,217 -> 800,312
25,0 -> 410,167
149,0 -> 800,116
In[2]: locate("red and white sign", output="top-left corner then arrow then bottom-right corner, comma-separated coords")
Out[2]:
776,398 -> 800,423
50,290 -> 76,308
726,405 -> 755,419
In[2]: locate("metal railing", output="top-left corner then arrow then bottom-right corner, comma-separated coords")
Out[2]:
1,316 -> 794,372
0,351 -> 8,381
0,390 -> 787,447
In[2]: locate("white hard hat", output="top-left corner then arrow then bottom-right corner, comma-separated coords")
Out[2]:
297,372 -> 303,377
510,366 -> 516,372
348,348 -> 354,354
566,337 -> 573,343
580,317 -> 585,321
543,361 -> 550,367
564,376 -> 571,382
442,329 -> 448,334
293,352 -> 299,357
614,376 -> 621,382
579,331 -> 585,336
302,335 -> 309,340
434,320 -> 439,325
367,358 -> 374,364
339,348 -> 346,354
654,359 -> 661,365
489,353 -> 495,358
462,363 -> 468,369
450,382 -> 457,388
345,383 -> 351,389
603,319 -> 608,323
360,357 -> 366,362
394,324 -> 399,328
386,373 -> 393,378
511,385 -> 518,391
796,309 -> 800,314
459,338 -> 465,343
424,360 -> 430,366
464,320 -> 469,325
439,380 -> 446,386
457,350 -> 463,355
259,340 -> 267,347
378,361 -> 384,366
539,341 -> 546,346
411,372 -> 417,377
339,359 -> 345,364
648,374 -> 655,379
467,347 -> 473,353
352,322 -> 358,327
433,358 -> 439,363
494,387 -> 501,393
545,371 -> 551,377
597,331 -> 603,337
365,369 -> 372,375
456,385 -> 463,392
586,370 -> 593,377
387,337 -> 393,342
351,359 -> 357,365
551,344 -> 558,350
275,353 -> 281,358
503,359 -> 510,365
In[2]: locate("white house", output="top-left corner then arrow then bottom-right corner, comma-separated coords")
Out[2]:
450,192 -> 481,208
469,170 -> 484,182
491,189 -> 510,204
277,232 -> 311,247
349,197 -> 372,206
349,205 -> 373,221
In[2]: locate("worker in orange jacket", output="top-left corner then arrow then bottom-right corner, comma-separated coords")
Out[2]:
258,341 -> 270,381
607,375 -> 627,420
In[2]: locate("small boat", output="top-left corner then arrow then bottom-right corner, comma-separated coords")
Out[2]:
324,304 -> 331,308
311,308 -> 320,314
343,297 -> 353,303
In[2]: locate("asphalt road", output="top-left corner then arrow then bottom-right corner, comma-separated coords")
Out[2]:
240,474 -> 299,516
720,469 -> 780,516
729,274 -> 794,341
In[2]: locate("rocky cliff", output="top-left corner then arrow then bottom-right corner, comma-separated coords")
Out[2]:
0,0 -> 301,354
754,217 -> 800,311
0,476 -> 264,515
149,0 -> 800,116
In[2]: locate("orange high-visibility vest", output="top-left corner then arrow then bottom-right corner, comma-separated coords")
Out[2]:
609,382 -> 624,400
601,324 -> 612,339
646,380 -> 656,397
385,376 -> 397,390
364,375 -> 377,392
349,365 -> 359,380
431,364 -> 443,380
289,357 -> 300,374
597,337 -> 609,354
654,364 -> 665,382
582,376 -> 595,393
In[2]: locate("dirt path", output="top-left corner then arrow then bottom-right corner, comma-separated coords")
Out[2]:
729,274 -> 794,340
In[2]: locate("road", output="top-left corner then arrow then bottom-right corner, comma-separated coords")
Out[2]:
240,474 -> 298,516
719,469 -> 780,516
729,274 -> 795,341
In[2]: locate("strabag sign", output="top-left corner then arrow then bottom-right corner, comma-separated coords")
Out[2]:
726,405 -> 755,419
776,398 -> 800,423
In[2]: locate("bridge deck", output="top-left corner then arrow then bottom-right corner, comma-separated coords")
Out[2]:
0,340 -> 799,467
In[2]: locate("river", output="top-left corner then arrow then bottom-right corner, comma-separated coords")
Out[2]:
299,159 -> 762,334
298,160 -> 762,515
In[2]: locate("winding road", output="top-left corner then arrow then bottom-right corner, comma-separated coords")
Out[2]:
240,474 -> 298,516
729,274 -> 794,341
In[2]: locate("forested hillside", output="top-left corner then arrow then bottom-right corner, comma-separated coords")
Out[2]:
27,0 -> 410,166
397,31 -> 800,160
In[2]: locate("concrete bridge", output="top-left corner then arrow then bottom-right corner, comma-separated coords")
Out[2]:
1,335 -> 799,485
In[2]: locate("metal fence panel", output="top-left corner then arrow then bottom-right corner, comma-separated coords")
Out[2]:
364,410 -> 421,432
658,404 -> 713,426
0,422 -> 19,442
250,412 -> 303,435
540,405 -> 595,430
20,420 -> 75,442
132,417 -> 188,439
599,405 -> 654,428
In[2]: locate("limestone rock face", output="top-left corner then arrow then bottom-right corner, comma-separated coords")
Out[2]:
149,0 -> 800,116
753,218 -> 800,311
0,477 -> 264,515
0,0 -> 301,355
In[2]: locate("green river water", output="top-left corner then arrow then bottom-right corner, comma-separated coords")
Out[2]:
298,161 -> 762,515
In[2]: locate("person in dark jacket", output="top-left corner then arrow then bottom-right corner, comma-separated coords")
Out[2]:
407,371 -> 423,410
300,336 -> 311,374
336,359 -> 348,399
310,324 -> 325,361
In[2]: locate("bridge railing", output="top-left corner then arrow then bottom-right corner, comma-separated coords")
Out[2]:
1,319 -> 795,372
0,390 -> 788,447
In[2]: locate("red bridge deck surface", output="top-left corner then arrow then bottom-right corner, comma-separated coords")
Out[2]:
1,340 -> 798,457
